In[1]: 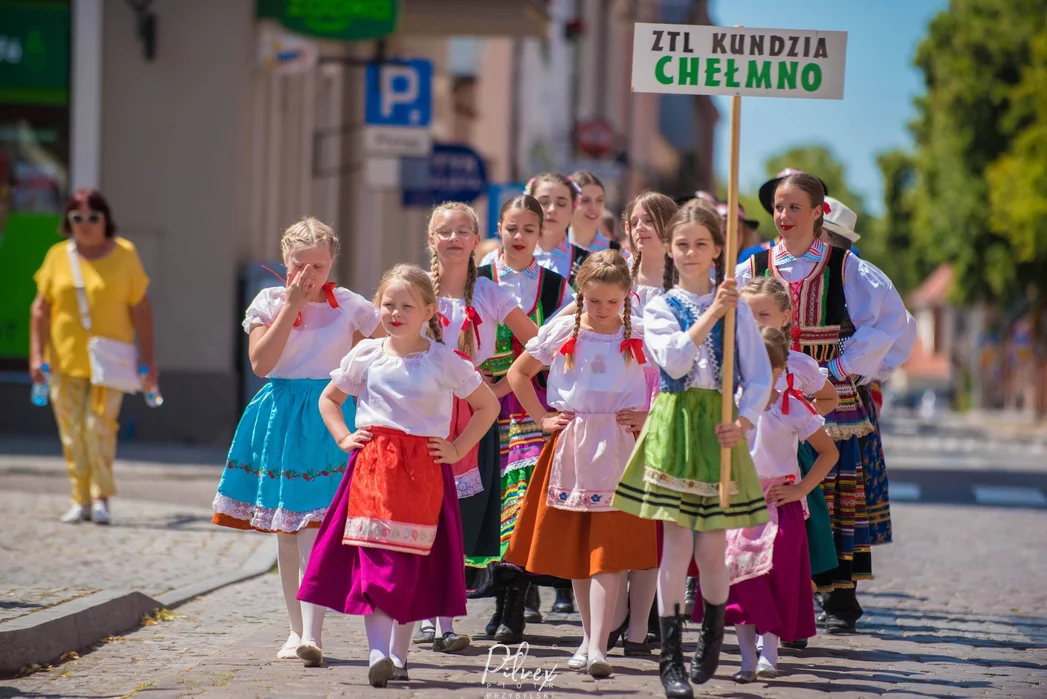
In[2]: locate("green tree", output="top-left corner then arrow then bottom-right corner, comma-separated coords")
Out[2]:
865,150 -> 928,294
909,0 -> 1047,305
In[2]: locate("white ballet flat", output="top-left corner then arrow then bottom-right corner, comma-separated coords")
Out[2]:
568,652 -> 587,670
277,634 -> 301,659
756,657 -> 779,678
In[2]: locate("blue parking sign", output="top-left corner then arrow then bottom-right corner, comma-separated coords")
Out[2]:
365,59 -> 433,127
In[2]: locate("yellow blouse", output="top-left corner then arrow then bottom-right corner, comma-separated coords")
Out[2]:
34,238 -> 150,378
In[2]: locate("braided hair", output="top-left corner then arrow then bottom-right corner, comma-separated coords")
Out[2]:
567,250 -> 635,369
427,201 -> 481,356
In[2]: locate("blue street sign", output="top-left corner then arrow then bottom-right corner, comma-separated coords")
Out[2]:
402,143 -> 488,208
364,59 -> 433,127
486,182 -> 527,239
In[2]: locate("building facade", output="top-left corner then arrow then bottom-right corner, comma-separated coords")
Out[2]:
1,0 -> 716,444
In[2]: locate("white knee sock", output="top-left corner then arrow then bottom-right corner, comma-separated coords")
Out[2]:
277,533 -> 304,637
296,528 -> 325,646
760,632 -> 779,667
735,624 -> 758,672
364,609 -> 394,666
436,616 -> 455,636
391,621 -> 415,666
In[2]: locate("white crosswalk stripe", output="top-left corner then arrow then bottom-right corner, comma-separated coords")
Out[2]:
972,486 -> 1047,507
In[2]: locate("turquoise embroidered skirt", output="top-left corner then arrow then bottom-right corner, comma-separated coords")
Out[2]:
213,378 -> 355,533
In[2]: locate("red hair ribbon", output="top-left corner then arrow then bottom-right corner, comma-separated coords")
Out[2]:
782,371 -> 817,416
822,201 -> 832,214
559,337 -> 577,358
437,312 -> 452,328
452,349 -> 472,362
260,265 -> 338,328
620,338 -> 647,365
790,325 -> 802,352
462,306 -> 483,348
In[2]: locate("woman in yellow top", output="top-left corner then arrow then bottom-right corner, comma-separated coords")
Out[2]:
29,188 -> 156,525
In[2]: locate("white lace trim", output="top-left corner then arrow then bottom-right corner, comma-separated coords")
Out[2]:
212,493 -> 327,533
456,469 -> 484,499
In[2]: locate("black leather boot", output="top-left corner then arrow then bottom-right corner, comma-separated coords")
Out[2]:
494,585 -> 525,644
658,604 -> 694,699
486,589 -> 505,637
683,576 -> 698,616
552,587 -> 575,613
524,583 -> 543,623
690,598 -> 725,685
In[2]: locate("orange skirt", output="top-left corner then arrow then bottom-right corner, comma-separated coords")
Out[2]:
343,427 -> 443,555
504,432 -> 658,579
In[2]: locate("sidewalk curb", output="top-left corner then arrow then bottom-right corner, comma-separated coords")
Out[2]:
0,538 -> 277,678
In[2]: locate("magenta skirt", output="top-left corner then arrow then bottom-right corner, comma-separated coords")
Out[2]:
297,449 -> 467,623
692,500 -> 815,642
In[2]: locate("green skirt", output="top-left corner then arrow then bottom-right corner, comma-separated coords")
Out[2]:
612,388 -> 769,532
798,440 -> 838,580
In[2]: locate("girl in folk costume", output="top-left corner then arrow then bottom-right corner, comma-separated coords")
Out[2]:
298,265 -> 499,686
412,202 -> 538,652
213,218 -> 379,664
707,328 -> 838,684
613,205 -> 773,699
567,191 -> 680,652
483,173 -> 591,288
569,170 -> 622,252
504,251 -> 658,678
464,195 -> 575,640
736,174 -> 909,633
740,277 -> 840,587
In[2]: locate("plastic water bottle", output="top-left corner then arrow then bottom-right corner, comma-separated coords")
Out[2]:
140,365 -> 164,408
30,364 -> 50,407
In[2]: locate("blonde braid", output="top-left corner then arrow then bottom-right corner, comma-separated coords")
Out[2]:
458,256 -> 478,359
565,298 -> 584,371
429,247 -> 442,298
621,293 -> 634,367
428,313 -> 444,344
630,249 -> 643,282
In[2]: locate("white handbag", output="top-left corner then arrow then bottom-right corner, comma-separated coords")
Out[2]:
66,241 -> 142,394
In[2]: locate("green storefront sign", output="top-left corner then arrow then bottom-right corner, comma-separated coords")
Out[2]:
0,1 -> 71,106
257,0 -> 399,41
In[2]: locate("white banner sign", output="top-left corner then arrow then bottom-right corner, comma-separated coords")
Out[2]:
632,23 -> 847,100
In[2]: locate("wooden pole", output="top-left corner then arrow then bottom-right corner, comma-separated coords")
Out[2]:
718,94 -> 742,511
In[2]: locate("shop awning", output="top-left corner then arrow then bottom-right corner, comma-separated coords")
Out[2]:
398,0 -> 549,37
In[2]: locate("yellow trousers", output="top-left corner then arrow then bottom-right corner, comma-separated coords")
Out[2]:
50,374 -> 124,506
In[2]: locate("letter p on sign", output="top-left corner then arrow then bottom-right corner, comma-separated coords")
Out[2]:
365,59 -> 433,128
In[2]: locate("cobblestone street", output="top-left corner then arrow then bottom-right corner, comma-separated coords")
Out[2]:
2,437 -> 1046,698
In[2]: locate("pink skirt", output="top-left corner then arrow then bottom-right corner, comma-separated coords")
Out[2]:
693,499 -> 815,641
297,448 -> 467,623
